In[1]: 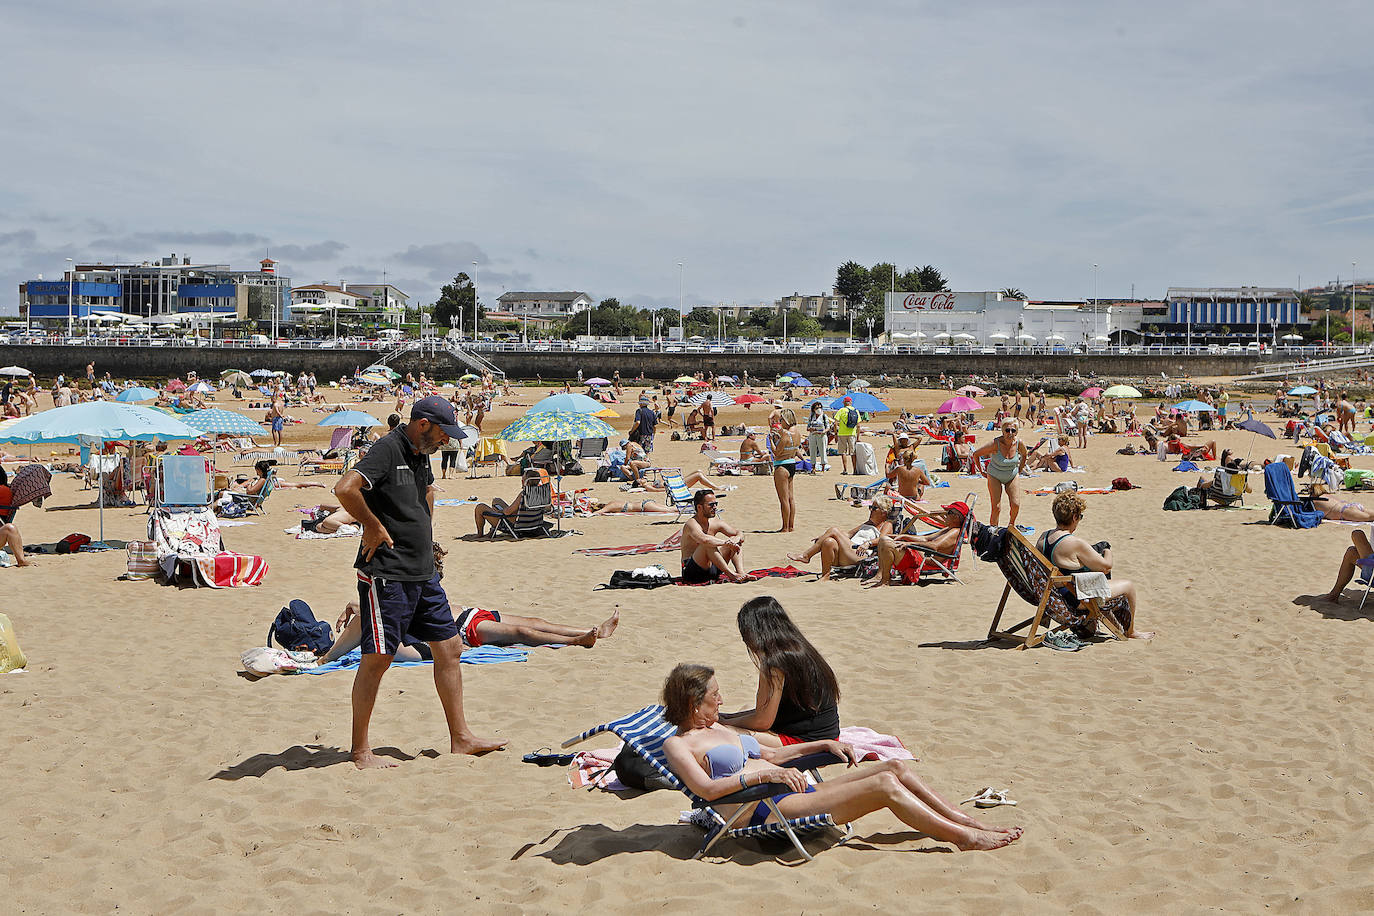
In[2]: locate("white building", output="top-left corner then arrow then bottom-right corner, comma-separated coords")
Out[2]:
883,291 -> 1123,347
494,291 -> 593,319
776,291 -> 850,320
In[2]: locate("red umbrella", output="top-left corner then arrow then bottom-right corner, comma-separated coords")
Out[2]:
166,378 -> 185,392
733,393 -> 766,404
690,380 -> 711,387
937,396 -> 982,414
1081,386 -> 1103,399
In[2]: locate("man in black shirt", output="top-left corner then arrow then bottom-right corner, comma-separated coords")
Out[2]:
334,395 -> 506,768
633,396 -> 659,454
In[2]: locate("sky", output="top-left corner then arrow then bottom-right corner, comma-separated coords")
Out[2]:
2,0 -> 1373,317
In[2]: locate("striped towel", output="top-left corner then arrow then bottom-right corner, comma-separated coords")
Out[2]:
307,645 -> 527,673
573,530 -> 682,557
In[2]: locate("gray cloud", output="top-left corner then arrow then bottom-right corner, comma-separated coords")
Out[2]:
0,230 -> 38,249
88,230 -> 270,250
268,241 -> 348,262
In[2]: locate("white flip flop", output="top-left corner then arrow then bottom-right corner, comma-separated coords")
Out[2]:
975,789 -> 1018,809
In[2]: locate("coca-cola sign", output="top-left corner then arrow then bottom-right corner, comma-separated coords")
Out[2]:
901,292 -> 956,311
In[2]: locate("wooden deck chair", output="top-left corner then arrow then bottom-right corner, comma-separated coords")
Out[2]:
986,526 -> 1127,649
483,469 -> 553,539
561,705 -> 851,863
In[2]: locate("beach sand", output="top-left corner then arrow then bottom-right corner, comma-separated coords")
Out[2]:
3,382 -> 1372,913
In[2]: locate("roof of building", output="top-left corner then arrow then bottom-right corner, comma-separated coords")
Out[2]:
1166,287 -> 1298,300
289,284 -> 366,299
496,291 -> 590,302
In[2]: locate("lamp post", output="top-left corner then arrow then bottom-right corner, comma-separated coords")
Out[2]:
677,261 -> 684,340
65,257 -> 75,337
849,311 -> 854,342
471,260 -> 479,341
1353,261 -> 1359,352
866,316 -> 875,347
1092,263 -> 1099,342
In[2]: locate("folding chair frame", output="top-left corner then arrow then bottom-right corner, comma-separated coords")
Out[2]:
986,526 -> 1126,649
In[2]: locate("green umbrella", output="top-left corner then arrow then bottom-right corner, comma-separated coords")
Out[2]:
1101,385 -> 1142,398
498,411 -> 616,443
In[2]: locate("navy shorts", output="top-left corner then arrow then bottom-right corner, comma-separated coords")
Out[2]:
356,571 -> 460,655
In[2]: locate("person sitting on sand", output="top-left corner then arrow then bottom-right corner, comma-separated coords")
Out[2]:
787,496 -> 896,580
1036,492 -> 1153,639
0,470 -> 35,567
1325,527 -> 1374,602
718,596 -> 841,742
888,451 -> 933,500
871,501 -> 969,587
1305,483 -> 1374,522
681,489 -> 746,583
659,663 -> 1023,851
1027,438 -> 1072,472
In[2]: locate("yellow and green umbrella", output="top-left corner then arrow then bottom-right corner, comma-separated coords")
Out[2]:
498,411 -> 616,443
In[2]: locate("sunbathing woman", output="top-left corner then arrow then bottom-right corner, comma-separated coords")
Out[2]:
589,497 -> 678,515
1325,527 -> 1374,602
1306,483 -> 1374,522
660,663 -> 1022,851
718,596 -> 841,742
1037,492 -> 1153,639
786,496 -> 895,580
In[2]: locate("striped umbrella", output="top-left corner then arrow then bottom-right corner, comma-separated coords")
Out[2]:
498,411 -> 616,443
687,391 -> 736,408
181,408 -> 267,435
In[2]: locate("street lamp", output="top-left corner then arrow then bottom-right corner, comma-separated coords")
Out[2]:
471,260 -> 479,341
865,316 -> 875,346
1092,263 -> 1099,342
1353,261 -> 1359,351
65,257 -> 75,337
677,261 -> 684,340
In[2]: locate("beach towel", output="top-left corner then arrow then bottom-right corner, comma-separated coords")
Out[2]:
434,498 -> 479,507
8,464 -> 51,507
306,646 -> 527,673
188,552 -> 269,588
673,565 -> 807,586
573,530 -> 682,557
1072,572 -> 1112,601
285,524 -> 361,540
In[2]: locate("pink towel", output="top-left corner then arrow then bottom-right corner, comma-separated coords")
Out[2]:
573,530 -> 682,557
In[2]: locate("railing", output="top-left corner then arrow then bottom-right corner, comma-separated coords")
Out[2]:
1244,352 -> 1374,379
443,340 -> 505,379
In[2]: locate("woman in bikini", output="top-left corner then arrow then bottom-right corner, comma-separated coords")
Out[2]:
1036,492 -> 1153,639
786,497 -> 895,579
660,663 -> 1022,851
972,419 -> 1026,528
769,408 -> 802,532
589,497 -> 677,515
1306,483 -> 1374,522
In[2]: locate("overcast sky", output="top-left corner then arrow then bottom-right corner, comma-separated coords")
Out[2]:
3,0 -> 1372,317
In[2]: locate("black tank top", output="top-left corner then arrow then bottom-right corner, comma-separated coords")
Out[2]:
773,691 -> 840,742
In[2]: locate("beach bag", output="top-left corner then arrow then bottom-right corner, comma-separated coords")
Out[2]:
1111,477 -> 1139,490
854,442 -> 876,476
1162,486 -> 1202,511
268,599 -> 332,654
795,458 -> 814,473
55,533 -> 92,554
0,613 -> 26,673
594,466 -> 613,483
613,743 -> 674,791
217,499 -> 247,519
125,539 -> 159,580
605,569 -> 673,589
1053,481 -> 1078,494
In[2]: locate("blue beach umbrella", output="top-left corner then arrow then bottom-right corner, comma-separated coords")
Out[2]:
789,376 -> 813,387
115,386 -> 160,402
1287,386 -> 1317,396
527,392 -> 608,415
1173,400 -> 1217,413
317,410 -> 383,428
182,408 -> 267,436
827,392 -> 889,413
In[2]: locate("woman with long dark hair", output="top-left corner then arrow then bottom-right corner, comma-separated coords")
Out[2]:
718,596 -> 840,744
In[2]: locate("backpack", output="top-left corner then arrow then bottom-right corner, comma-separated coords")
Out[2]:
613,743 -> 674,791
55,533 -> 92,554
268,599 -> 333,654
594,465 -> 613,483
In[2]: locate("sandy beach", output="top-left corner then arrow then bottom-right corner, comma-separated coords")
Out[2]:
4,380 -> 1373,913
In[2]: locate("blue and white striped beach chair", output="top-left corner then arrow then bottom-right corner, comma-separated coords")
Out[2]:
562,705 -> 850,863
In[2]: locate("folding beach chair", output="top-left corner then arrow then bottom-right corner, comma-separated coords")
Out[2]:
229,470 -> 276,515
1204,467 -> 1248,508
891,493 -> 978,585
986,526 -> 1127,649
577,437 -> 607,461
468,437 -> 509,479
1263,462 -> 1322,528
661,471 -> 722,518
154,454 -> 213,510
561,705 -> 851,863
483,469 -> 553,539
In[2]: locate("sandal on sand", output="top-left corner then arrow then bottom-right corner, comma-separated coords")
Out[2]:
522,747 -> 575,767
960,787 -> 996,806
975,790 -> 1018,809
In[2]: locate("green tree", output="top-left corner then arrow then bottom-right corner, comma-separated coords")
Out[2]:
1000,287 -> 1026,300
835,261 -> 870,310
915,265 -> 948,291
768,311 -> 821,339
434,273 -> 477,330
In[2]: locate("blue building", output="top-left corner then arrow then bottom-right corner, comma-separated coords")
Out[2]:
1165,287 -> 1302,329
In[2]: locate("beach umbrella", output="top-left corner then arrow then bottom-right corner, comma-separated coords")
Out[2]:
250,369 -> 276,378
933,332 -> 951,340
690,379 -> 711,387
318,410 -> 383,428
673,376 -> 697,384
954,332 -> 978,341
498,411 -> 616,443
734,393 -> 766,405
848,379 -> 871,389
988,332 -> 1011,341
1238,417 -> 1276,439
114,386 -> 159,402
459,373 -> 481,383
957,385 -> 986,397
1282,334 -> 1304,342
1287,386 -> 1317,396
0,366 -> 31,377
789,377 -> 813,387
936,396 -> 983,414
715,375 -> 735,384
1080,386 -> 1104,399
0,402 -> 202,545
1016,333 -> 1037,341
585,377 -> 611,386
1173,399 -> 1217,413
188,381 -> 214,394
1101,384 -> 1142,398
827,391 -> 889,413
220,370 -> 254,387
165,378 -> 186,392
182,408 -> 267,436
687,391 -> 736,408
528,392 -> 609,415
1045,333 -> 1066,342
782,371 -> 802,378
359,373 -> 392,387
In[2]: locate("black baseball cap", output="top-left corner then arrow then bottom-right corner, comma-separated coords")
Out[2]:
410,396 -> 466,439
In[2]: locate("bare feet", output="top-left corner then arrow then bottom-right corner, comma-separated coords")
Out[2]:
451,734 -> 508,756
596,610 -> 620,639
955,826 -> 1024,850
352,749 -> 399,770
786,552 -> 810,564
1129,630 -> 1156,640
570,628 -> 598,648
1325,592 -> 1343,603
